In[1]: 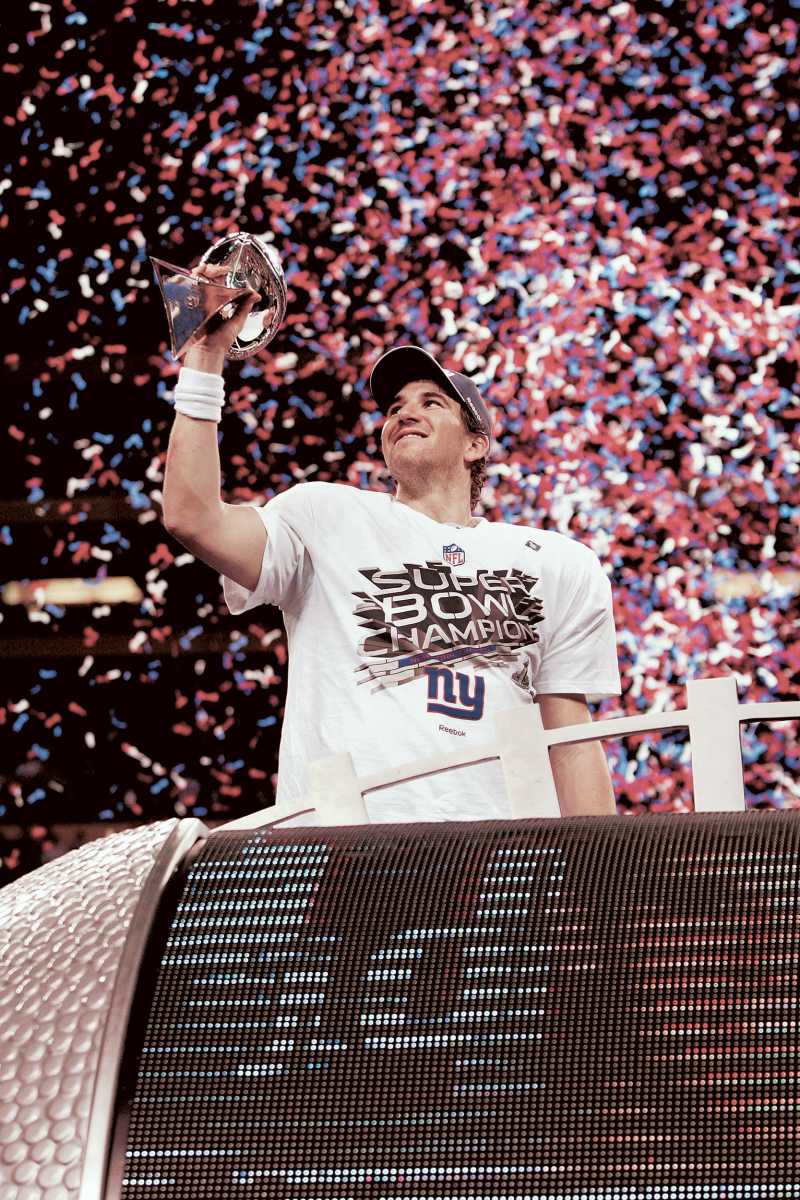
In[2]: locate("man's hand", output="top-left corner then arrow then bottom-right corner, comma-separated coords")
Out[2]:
183,262 -> 260,375
538,693 -> 616,816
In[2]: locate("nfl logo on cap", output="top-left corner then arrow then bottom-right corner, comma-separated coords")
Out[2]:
443,543 -> 465,567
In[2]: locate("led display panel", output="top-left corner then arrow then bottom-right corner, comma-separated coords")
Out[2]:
115,813 -> 800,1197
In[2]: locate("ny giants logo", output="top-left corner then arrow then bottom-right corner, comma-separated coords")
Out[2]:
425,666 -> 486,721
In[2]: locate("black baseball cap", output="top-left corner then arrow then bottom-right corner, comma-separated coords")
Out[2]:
369,346 -> 492,438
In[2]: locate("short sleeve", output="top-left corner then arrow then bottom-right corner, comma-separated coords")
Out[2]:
222,484 -> 317,616
534,543 -> 621,701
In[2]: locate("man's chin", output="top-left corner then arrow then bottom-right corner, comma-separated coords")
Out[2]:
387,445 -> 431,474
386,440 -> 431,469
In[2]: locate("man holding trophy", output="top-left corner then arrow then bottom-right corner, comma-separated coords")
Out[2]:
156,233 -> 621,822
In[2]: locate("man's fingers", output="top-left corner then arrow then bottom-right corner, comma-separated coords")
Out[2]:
196,261 -> 227,276
192,262 -> 229,283
231,289 -> 259,313
192,265 -> 260,306
201,288 -> 260,341
231,290 -> 260,318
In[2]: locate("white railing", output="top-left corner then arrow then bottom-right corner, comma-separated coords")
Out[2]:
219,676 -> 800,831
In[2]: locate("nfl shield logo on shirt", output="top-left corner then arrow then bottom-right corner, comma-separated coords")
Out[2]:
442,543 -> 466,567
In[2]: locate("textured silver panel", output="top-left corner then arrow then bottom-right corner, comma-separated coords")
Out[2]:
0,821 -> 178,1200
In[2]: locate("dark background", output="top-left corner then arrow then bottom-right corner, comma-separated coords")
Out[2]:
1,0 -> 799,884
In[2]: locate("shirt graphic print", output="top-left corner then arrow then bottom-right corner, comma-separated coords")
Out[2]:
353,561 -> 545,690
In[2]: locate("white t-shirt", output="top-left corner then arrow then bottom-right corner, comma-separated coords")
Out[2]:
223,482 -> 620,822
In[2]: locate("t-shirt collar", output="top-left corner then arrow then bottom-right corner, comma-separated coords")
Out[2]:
389,494 -> 486,529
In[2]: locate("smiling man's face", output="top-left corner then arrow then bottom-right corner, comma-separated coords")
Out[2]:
380,379 -> 480,484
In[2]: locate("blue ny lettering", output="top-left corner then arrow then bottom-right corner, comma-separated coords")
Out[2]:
425,666 -> 485,722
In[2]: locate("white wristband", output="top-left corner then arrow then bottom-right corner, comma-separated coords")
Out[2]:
173,366 -> 225,422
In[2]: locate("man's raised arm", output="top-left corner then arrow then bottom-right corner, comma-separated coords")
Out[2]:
161,271 -> 267,593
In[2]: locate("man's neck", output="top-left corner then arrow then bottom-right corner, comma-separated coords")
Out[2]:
393,485 -> 477,527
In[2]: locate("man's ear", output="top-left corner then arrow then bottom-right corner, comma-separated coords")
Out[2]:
465,432 -> 490,464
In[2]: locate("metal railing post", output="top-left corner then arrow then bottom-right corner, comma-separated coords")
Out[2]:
687,676 -> 747,812
495,705 -> 561,819
307,751 -> 370,825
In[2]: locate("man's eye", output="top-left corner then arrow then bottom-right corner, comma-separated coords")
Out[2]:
424,399 -> 440,406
